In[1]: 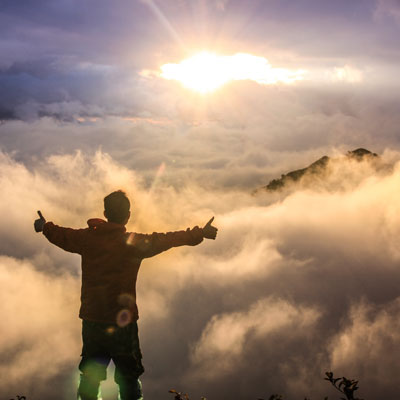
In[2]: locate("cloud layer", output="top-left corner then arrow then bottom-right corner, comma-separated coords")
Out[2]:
2,150 -> 400,399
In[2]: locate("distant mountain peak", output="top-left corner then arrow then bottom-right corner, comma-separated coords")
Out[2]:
259,148 -> 381,193
347,148 -> 378,159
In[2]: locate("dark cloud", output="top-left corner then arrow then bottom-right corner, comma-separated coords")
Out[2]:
0,59 -> 142,121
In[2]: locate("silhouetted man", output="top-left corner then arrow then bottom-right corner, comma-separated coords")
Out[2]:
34,190 -> 217,400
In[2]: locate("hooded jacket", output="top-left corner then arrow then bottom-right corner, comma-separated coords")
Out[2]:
43,219 -> 204,324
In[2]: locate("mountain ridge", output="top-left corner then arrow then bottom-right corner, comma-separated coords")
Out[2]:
258,148 -> 380,193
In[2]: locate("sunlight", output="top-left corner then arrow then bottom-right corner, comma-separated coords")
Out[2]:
160,51 -> 306,93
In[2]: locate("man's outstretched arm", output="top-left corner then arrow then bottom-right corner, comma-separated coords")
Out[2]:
129,217 -> 218,258
34,210 -> 86,254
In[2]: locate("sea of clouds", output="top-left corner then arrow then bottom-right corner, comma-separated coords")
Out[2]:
2,146 -> 400,399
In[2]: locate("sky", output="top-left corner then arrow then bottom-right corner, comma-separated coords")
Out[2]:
2,0 -> 400,399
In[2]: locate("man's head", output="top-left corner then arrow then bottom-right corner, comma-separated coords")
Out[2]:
104,190 -> 131,225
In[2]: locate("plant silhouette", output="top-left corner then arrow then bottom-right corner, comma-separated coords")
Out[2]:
324,372 -> 364,400
168,371 -> 364,400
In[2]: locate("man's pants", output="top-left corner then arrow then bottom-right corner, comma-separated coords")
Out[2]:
77,320 -> 145,400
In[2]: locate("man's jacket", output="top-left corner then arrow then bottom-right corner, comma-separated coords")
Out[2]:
43,218 -> 204,323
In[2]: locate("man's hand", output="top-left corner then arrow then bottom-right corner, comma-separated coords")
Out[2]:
203,217 -> 218,240
34,210 -> 46,233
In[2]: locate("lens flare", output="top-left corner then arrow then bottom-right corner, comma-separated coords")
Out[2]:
116,309 -> 132,327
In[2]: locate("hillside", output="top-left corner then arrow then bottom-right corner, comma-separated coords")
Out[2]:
259,148 -> 380,192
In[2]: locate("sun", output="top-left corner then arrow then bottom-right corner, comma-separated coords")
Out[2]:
161,52 -> 231,93
160,51 -> 305,93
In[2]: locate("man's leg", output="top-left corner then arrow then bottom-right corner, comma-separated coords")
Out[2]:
114,355 -> 144,400
112,322 -> 145,400
78,356 -> 109,400
78,320 -> 111,400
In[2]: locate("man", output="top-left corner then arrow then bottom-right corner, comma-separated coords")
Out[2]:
34,190 -> 217,400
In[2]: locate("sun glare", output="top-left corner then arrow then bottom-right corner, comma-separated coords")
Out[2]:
160,51 -> 305,93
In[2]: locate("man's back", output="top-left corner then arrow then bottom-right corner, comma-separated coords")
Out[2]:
43,217 -> 204,324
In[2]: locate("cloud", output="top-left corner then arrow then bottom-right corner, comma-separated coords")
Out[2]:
330,65 -> 364,83
189,297 -> 320,378
329,298 -> 400,399
3,74 -> 400,196
0,59 -> 146,121
375,0 -> 400,23
0,255 -> 80,399
2,149 -> 400,399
